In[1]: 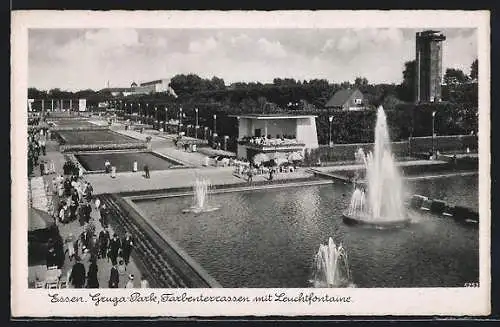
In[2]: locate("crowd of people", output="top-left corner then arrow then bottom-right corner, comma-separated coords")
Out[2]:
48,171 -> 149,288
28,127 -> 52,176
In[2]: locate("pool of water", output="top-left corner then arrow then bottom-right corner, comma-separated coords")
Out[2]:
134,175 -> 479,288
76,151 -> 183,172
57,130 -> 140,144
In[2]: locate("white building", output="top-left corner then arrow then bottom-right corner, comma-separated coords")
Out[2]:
132,79 -> 177,97
231,114 -> 319,161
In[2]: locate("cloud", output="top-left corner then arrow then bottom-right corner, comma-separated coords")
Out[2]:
256,38 -> 287,58
28,28 -> 477,91
188,37 -> 218,53
322,28 -> 405,55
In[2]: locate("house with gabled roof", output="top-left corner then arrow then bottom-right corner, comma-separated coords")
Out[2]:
325,88 -> 368,111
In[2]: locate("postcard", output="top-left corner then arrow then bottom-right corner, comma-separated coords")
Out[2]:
11,10 -> 490,317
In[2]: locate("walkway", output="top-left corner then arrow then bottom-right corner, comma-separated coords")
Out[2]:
29,140 -> 143,289
312,159 -> 449,173
84,166 -> 314,195
113,128 -> 165,142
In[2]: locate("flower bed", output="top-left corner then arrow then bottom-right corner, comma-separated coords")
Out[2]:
50,126 -> 110,132
60,142 -> 148,153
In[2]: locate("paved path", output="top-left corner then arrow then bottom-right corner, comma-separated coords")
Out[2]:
29,140 -> 144,289
312,159 -> 448,172
113,128 -> 165,142
84,166 -> 313,195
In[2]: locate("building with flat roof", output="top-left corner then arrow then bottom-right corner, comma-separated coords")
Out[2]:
132,78 -> 177,97
415,30 -> 446,103
230,113 -> 319,161
100,79 -> 177,97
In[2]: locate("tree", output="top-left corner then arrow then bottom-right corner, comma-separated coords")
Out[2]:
398,60 -> 416,102
470,59 -> 478,80
354,77 -> 369,87
444,68 -> 468,86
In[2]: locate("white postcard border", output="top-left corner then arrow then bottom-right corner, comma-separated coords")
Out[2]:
11,10 -> 491,317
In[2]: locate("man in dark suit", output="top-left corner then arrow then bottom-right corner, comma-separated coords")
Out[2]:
69,258 -> 86,288
98,228 -> 110,259
45,240 -> 58,268
108,234 -> 122,266
121,232 -> 134,267
108,264 -> 119,288
99,204 -> 109,228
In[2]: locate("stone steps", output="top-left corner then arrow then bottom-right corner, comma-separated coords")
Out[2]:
99,195 -> 189,288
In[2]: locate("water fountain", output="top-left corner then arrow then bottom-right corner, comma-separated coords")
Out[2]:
182,177 -> 220,214
311,237 -> 352,288
342,106 -> 410,228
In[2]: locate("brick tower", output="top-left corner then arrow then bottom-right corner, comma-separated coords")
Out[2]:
415,30 -> 446,103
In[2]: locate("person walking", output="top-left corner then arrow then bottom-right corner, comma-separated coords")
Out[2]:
247,167 -> 253,183
121,232 -> 134,267
86,257 -> 99,288
79,227 -> 92,250
140,275 -> 150,288
99,203 -> 109,228
108,264 -> 119,288
98,228 -> 110,259
143,164 -> 150,179
85,182 -> 93,202
94,198 -> 101,211
125,274 -> 135,288
108,234 -> 122,266
69,258 -> 86,289
64,234 -> 76,262
45,239 -> 58,268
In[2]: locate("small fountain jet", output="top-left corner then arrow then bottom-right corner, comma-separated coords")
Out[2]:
182,177 -> 220,214
312,237 -> 352,288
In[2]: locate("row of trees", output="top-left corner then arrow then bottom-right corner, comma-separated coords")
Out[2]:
28,58 -> 478,146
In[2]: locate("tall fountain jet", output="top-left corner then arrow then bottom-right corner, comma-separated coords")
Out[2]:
183,177 -> 220,214
343,106 -> 409,227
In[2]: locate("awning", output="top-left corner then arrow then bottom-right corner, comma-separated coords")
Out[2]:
288,151 -> 304,162
253,153 -> 269,164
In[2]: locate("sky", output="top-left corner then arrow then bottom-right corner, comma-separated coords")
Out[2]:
28,28 -> 477,91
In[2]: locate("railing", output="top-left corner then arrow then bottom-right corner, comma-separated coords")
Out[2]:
239,139 -> 305,150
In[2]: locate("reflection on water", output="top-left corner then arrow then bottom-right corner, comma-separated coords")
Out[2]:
136,175 -> 479,288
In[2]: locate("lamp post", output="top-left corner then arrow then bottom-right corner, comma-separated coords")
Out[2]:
213,114 -> 217,136
164,107 -> 168,132
138,103 -> 141,123
328,116 -> 333,146
179,107 -> 183,135
432,111 -> 436,157
155,107 -> 158,129
195,108 -> 199,139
